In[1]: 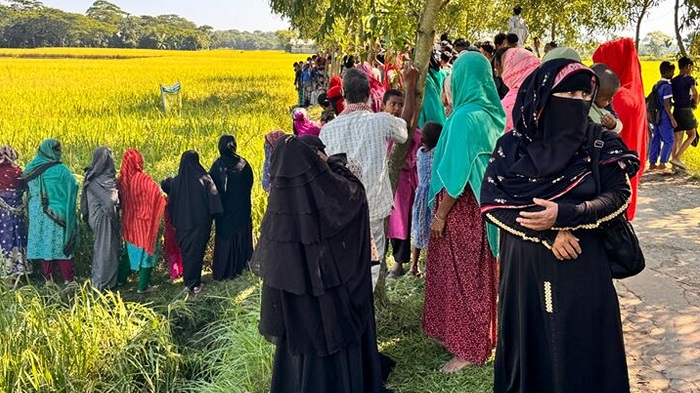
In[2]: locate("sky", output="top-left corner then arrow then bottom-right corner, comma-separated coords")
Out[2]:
42,0 -> 679,37
40,0 -> 290,32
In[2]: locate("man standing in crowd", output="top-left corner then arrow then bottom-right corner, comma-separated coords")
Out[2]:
508,5 -> 529,47
320,68 -> 413,276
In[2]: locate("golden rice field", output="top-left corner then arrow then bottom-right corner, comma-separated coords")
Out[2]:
0,48 -> 308,232
0,48 -> 699,393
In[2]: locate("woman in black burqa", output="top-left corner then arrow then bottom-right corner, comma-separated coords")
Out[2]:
480,59 -> 640,392
209,135 -> 254,280
253,135 -> 394,393
162,151 -> 223,293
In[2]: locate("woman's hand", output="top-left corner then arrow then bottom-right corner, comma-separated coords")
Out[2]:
430,215 -> 446,239
551,231 -> 582,261
517,198 -> 558,231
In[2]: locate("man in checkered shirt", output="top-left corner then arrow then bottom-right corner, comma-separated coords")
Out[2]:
320,68 -> 408,265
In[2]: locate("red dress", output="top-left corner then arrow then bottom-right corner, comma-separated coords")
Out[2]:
164,197 -> 183,280
592,38 -> 647,220
422,189 -> 498,364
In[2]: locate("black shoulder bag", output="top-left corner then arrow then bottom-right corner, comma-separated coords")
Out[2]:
590,129 -> 645,279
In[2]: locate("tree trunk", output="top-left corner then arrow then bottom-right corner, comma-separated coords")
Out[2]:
675,0 -> 688,57
550,20 -> 556,42
635,0 -> 651,51
373,0 -> 444,304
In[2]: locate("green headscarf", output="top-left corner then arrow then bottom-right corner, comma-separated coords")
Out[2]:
24,139 -> 79,257
429,52 -> 505,256
22,138 -> 62,181
419,67 -> 449,127
542,47 -> 581,63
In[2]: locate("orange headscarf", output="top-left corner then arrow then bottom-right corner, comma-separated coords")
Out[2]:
592,38 -> 647,220
118,149 -> 165,255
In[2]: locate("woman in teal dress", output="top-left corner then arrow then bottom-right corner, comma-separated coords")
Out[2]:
23,139 -> 79,284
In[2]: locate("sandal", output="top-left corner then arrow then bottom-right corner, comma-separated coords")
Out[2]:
137,285 -> 157,294
192,283 -> 205,295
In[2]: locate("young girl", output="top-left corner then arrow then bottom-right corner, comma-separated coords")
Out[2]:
409,122 -> 443,276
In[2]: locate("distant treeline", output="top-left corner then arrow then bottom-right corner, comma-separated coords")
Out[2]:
0,0 -> 294,50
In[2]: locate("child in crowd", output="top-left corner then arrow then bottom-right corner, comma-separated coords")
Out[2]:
671,57 -> 699,170
317,92 -> 336,124
384,89 -> 421,278
382,89 -> 405,117
590,63 -> 623,133
650,61 -> 677,172
291,107 -> 321,137
163,197 -> 183,282
409,121 -> 442,277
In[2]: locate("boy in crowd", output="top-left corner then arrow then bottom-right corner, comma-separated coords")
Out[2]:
494,33 -> 507,49
382,89 -> 422,279
382,89 -> 405,117
671,57 -> 699,170
649,61 -> 677,172
590,63 -> 623,133
506,33 -> 519,48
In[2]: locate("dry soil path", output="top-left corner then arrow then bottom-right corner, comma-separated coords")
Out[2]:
619,172 -> 700,392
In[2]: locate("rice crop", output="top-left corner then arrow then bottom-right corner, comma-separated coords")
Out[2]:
0,48 -> 698,393
0,48 -> 308,234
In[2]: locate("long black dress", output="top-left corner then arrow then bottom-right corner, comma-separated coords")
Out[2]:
253,136 -> 392,393
162,151 -> 223,290
480,59 -> 641,393
209,135 -> 254,281
487,165 -> 632,392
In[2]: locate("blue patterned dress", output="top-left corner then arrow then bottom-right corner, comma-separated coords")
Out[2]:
411,147 -> 434,249
0,167 -> 29,276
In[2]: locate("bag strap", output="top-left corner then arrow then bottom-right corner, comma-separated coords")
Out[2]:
590,127 -> 604,195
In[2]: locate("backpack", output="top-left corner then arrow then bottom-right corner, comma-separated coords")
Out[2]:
645,82 -> 662,125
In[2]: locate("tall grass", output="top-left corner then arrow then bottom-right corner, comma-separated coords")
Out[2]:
189,276 -> 274,393
0,282 -> 183,392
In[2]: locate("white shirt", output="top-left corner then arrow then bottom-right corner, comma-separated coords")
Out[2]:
320,107 -> 408,221
508,16 -> 529,46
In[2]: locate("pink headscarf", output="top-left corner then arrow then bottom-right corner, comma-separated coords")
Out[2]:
501,48 -> 541,131
358,62 -> 386,112
292,108 -> 321,137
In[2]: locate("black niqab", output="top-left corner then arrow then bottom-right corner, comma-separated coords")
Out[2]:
481,60 -> 640,211
511,59 -> 598,178
210,135 -> 253,235
163,150 -> 223,231
254,136 -> 375,357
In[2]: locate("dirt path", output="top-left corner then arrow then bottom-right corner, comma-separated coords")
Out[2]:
619,173 -> 700,392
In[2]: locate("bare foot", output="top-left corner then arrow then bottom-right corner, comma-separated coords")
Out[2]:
409,263 -> 423,277
440,356 -> 473,373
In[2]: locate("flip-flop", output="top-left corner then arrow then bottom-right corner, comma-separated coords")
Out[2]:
670,159 -> 688,171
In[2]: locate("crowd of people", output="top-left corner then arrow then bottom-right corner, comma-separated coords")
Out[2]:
649,57 -> 699,172
0,136 -> 254,294
263,22 -> 685,390
1,6 -> 697,391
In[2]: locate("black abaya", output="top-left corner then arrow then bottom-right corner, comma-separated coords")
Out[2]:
253,137 -> 392,393
488,165 -> 631,393
178,221 -> 212,290
162,151 -> 223,290
209,135 -> 254,281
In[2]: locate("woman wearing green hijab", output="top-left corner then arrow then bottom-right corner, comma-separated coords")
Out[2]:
422,52 -> 505,373
23,139 -> 79,284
